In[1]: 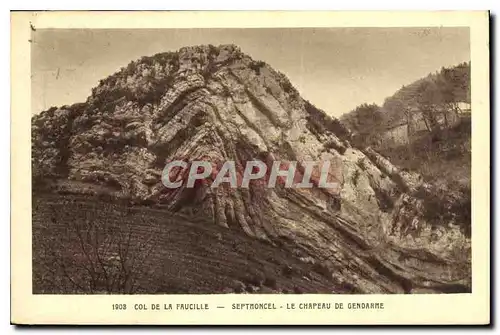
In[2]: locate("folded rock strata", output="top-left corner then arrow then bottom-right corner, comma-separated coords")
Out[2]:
32,44 -> 471,293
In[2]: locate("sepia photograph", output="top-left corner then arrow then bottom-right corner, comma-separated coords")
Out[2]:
11,11 -> 490,325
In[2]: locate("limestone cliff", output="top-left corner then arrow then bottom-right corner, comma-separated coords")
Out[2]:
32,44 -> 470,293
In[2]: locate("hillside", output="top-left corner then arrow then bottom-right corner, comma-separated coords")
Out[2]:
340,62 -> 471,144
382,62 -> 470,128
32,44 -> 471,294
339,62 -> 471,235
34,194 -> 348,294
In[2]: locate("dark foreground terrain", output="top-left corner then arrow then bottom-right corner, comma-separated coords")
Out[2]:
33,193 -> 353,294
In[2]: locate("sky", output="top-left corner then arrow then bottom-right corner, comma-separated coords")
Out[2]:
31,28 -> 470,117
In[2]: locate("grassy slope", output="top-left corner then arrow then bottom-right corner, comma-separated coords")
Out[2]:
375,117 -> 471,235
378,117 -> 471,189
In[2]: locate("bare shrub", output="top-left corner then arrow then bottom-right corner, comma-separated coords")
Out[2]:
35,206 -> 158,294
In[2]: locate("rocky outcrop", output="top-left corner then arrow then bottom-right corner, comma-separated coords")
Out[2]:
32,44 -> 471,293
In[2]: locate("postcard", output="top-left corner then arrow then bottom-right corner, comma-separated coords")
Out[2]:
11,10 -> 490,325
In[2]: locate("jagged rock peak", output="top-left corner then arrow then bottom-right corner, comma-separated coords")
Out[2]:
80,43 -> 308,113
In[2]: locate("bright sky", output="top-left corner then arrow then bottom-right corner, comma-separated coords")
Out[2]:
31,28 -> 470,117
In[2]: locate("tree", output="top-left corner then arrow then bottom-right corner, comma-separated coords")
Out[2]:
415,81 -> 442,133
403,106 -> 414,158
340,103 -> 383,148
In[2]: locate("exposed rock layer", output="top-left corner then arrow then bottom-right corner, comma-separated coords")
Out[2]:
32,44 -> 471,293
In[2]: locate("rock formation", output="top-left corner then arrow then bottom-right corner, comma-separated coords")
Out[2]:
32,44 -> 471,293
